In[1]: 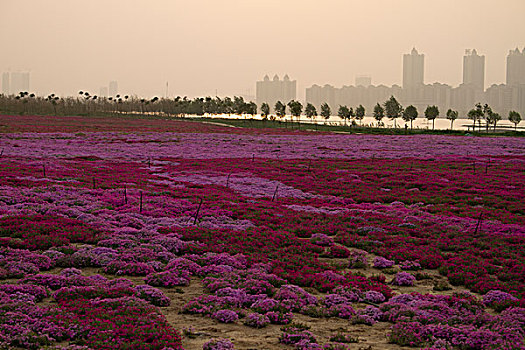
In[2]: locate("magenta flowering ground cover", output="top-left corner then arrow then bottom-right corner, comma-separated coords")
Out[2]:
0,115 -> 524,349
1,131 -> 524,161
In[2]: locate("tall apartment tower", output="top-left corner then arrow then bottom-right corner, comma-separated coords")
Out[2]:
506,48 -> 525,86
109,81 -> 118,96
403,48 -> 424,89
10,72 -> 30,94
256,74 -> 296,112
463,49 -> 485,91
1,72 -> 9,95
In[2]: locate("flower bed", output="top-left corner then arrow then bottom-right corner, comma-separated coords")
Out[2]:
0,117 -> 524,349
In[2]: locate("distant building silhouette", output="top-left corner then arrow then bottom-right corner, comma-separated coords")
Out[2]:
506,48 -> 525,86
306,48 -> 525,121
450,83 -> 477,117
403,48 -> 424,89
486,48 -> 525,118
11,72 -> 30,95
463,49 -> 485,92
355,75 -> 371,87
99,87 -> 108,98
256,74 -> 296,112
1,72 -> 9,95
306,83 -> 402,116
109,81 -> 118,96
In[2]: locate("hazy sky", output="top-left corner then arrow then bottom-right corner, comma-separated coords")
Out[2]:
1,0 -> 524,99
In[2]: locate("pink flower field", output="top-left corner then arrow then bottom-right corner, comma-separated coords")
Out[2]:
0,115 -> 524,350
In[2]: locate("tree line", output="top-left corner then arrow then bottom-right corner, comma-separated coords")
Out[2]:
264,96 -> 521,131
0,91 -> 521,131
0,91 -> 257,117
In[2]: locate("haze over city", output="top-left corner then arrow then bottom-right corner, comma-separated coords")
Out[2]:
1,0 -> 524,99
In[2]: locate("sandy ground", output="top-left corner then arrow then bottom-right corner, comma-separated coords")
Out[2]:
159,277 -> 409,350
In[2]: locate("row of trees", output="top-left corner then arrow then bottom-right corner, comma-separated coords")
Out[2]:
260,100 -> 366,125
372,98 -> 522,131
466,103 -> 523,132
371,97 -> 443,130
0,92 -> 258,117
264,96 -> 522,131
0,91 -> 522,131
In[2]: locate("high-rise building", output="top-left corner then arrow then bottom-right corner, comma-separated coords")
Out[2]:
403,48 -> 424,89
109,81 -> 118,96
463,49 -> 485,92
256,74 -> 296,112
506,48 -> 525,86
99,87 -> 108,97
10,72 -> 30,94
1,72 -> 9,95
355,75 -> 372,87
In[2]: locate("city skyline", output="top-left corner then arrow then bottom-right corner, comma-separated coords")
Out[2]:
1,0 -> 524,98
304,47 -> 525,119
305,47 -> 523,92
2,47 -> 522,99
2,46 -> 524,121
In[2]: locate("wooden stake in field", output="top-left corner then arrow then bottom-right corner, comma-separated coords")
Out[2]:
193,197 -> 203,224
139,191 -> 143,213
0,149 -> 4,157
92,177 -> 96,189
272,184 -> 279,201
124,185 -> 128,204
226,172 -> 232,188
474,213 -> 483,235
